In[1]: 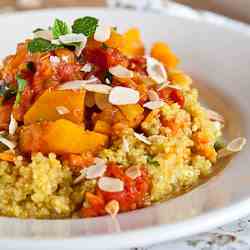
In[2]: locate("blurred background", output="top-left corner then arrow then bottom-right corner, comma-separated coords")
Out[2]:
1,0 -> 250,24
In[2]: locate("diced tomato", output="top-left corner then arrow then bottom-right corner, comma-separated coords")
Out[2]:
159,88 -> 185,108
128,56 -> 147,75
85,47 -> 128,70
56,62 -> 82,83
99,164 -> 150,212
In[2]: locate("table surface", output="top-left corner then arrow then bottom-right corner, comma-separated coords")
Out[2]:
1,1 -> 250,250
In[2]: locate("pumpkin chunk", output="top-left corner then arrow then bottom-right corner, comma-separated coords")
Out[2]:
19,119 -> 108,155
24,89 -> 85,124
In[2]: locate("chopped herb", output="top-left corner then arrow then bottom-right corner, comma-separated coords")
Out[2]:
32,28 -> 44,33
0,83 -> 17,103
26,61 -> 36,73
101,43 -> 109,49
27,38 -> 62,53
147,156 -> 160,167
52,18 -> 70,39
104,70 -> 112,84
72,16 -> 98,37
14,75 -> 27,105
214,137 -> 226,151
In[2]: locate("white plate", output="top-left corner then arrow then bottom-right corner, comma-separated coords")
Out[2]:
0,8 -> 250,250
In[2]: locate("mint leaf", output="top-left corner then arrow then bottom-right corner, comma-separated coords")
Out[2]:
28,38 -> 62,53
15,75 -> 27,105
72,16 -> 98,37
147,156 -> 160,167
52,18 -> 70,39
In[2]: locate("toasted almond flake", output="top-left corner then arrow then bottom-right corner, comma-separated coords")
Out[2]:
105,200 -> 120,216
143,100 -> 165,110
94,25 -> 111,42
59,33 -> 87,45
56,106 -> 70,115
49,56 -> 60,65
146,56 -> 167,84
122,137 -> 129,153
125,166 -> 141,180
98,177 -> 124,192
105,78 -> 111,85
109,86 -> 140,105
80,63 -> 92,73
58,78 -> 101,90
148,89 -> 160,101
85,164 -> 107,180
95,93 -> 112,110
85,92 -> 96,108
0,136 -> 16,150
157,82 -> 170,91
9,114 -> 18,136
73,173 -> 85,184
94,157 -> 107,166
84,84 -> 112,94
75,41 -> 86,57
34,30 -> 53,41
109,65 -> 134,78
167,84 -> 182,90
205,108 -> 225,123
134,132 -> 151,145
217,137 -> 247,158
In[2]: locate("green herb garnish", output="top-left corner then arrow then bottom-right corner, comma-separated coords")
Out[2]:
52,18 -> 70,39
147,156 -> 160,167
27,38 -> 62,53
72,16 -> 98,37
214,137 -> 226,151
14,75 -> 27,105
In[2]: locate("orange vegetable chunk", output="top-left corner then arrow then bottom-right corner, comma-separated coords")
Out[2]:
19,119 -> 108,155
151,42 -> 179,69
24,89 -> 86,125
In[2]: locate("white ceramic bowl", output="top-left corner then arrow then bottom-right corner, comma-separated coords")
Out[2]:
0,8 -> 250,250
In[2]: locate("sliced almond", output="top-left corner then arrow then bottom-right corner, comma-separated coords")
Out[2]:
85,92 -> 96,108
134,132 -> 151,145
9,114 -> 18,136
56,106 -> 70,115
49,56 -> 60,65
167,84 -> 182,90
125,166 -> 141,180
94,157 -> 107,166
122,137 -> 129,153
34,30 -> 53,41
105,200 -> 120,216
109,65 -> 134,78
143,100 -> 165,110
80,63 -> 92,73
205,108 -> 225,123
73,173 -> 86,185
148,89 -> 160,101
84,84 -> 112,94
51,39 -> 61,45
109,86 -> 140,105
58,78 -> 100,90
98,177 -> 124,192
217,137 -> 247,158
146,56 -> 167,84
59,33 -> 87,44
85,164 -> 107,180
157,82 -> 170,91
0,136 -> 16,150
75,40 -> 86,57
94,25 -> 111,42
